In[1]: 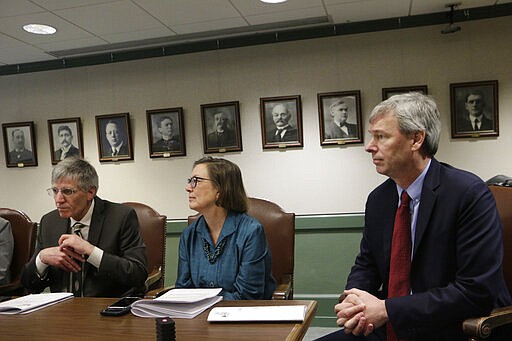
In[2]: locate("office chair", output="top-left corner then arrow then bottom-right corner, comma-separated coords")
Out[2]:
188,197 -> 295,300
0,208 -> 37,296
122,202 -> 167,295
462,185 -> 512,340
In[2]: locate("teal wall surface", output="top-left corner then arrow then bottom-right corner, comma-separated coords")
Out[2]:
163,213 -> 364,327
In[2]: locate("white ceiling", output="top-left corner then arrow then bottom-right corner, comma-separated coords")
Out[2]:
0,0 -> 510,66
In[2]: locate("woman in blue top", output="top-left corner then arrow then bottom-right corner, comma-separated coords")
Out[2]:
176,156 -> 276,300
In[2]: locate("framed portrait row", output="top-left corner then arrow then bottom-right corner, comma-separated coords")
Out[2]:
1,79 -> 499,167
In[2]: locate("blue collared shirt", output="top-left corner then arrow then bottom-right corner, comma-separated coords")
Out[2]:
396,159 -> 431,256
176,211 -> 276,300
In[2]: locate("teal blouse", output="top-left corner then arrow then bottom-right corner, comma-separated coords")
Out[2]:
175,212 -> 276,300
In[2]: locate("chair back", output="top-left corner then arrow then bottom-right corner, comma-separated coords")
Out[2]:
489,185 -> 512,295
123,202 -> 167,291
187,197 -> 295,299
0,208 -> 37,295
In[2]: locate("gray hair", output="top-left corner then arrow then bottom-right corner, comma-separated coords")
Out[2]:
369,92 -> 441,157
52,157 -> 99,192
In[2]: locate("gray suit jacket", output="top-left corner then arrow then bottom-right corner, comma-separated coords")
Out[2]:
0,217 -> 13,285
21,196 -> 147,297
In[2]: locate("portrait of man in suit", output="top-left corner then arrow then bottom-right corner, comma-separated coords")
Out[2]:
207,111 -> 236,148
201,101 -> 241,153
451,81 -> 498,138
152,115 -> 181,153
266,103 -> 298,143
54,125 -> 80,161
457,90 -> 494,132
324,98 -> 358,139
7,128 -> 34,164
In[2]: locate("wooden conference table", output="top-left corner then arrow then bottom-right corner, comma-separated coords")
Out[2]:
0,298 -> 317,340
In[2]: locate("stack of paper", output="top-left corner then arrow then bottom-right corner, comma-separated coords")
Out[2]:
207,305 -> 307,322
131,288 -> 223,319
0,292 -> 73,315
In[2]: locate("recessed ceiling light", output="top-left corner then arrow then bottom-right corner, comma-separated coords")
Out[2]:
260,0 -> 287,3
23,24 -> 57,35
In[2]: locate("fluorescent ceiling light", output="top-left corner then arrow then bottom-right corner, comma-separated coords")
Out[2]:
23,24 -> 57,35
260,0 -> 287,3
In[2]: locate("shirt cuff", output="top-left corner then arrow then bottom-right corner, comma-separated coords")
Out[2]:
87,247 -> 103,268
36,252 -> 49,278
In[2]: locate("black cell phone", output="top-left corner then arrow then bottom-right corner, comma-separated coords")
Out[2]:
100,297 -> 140,316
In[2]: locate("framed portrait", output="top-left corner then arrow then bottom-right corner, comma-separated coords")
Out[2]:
2,121 -> 38,168
48,117 -> 84,165
382,85 -> 428,100
450,80 -> 499,138
318,90 -> 363,146
95,113 -> 134,162
146,107 -> 186,158
200,101 -> 242,154
260,95 -> 303,149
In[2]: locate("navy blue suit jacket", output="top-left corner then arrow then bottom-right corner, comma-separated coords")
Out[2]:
346,158 -> 511,340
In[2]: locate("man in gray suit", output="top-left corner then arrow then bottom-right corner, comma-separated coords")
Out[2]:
22,157 -> 147,297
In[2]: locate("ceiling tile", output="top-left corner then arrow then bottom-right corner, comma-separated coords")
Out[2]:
0,12 -> 96,45
0,0 -> 44,18
245,6 -> 328,26
171,17 -> 249,35
0,45 -> 55,64
231,0 -> 324,16
326,0 -> 411,23
53,1 -> 164,36
134,0 -> 241,26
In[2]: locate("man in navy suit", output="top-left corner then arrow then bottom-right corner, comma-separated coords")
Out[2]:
318,93 -> 511,340
21,157 -> 147,297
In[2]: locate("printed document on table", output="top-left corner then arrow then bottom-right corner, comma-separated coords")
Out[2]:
207,305 -> 307,322
131,288 -> 223,319
0,293 -> 73,315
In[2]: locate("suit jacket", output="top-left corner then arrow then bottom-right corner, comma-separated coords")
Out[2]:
0,217 -> 13,285
267,126 -> 298,143
103,142 -> 129,157
54,145 -> 80,161
152,137 -> 181,152
324,121 -> 358,139
207,129 -> 236,148
346,158 -> 511,340
457,115 -> 494,132
8,149 -> 33,163
21,196 -> 147,297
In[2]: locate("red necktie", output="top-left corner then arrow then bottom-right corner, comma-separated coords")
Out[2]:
387,190 -> 411,341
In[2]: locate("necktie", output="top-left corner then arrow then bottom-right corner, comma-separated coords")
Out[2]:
112,149 -> 118,156
275,129 -> 284,141
71,222 -> 85,297
474,118 -> 480,131
387,191 -> 411,341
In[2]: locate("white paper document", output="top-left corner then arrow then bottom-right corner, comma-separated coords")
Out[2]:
207,305 -> 307,322
131,288 -> 223,319
0,292 -> 73,315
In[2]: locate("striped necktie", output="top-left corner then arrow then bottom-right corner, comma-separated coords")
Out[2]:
71,222 -> 85,297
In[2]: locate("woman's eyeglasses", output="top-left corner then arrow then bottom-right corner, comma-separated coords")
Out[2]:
186,176 -> 216,188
